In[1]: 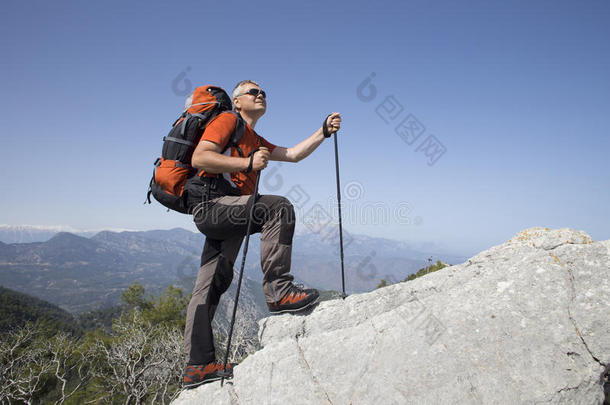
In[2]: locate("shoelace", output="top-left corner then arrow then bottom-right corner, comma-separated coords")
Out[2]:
290,283 -> 307,295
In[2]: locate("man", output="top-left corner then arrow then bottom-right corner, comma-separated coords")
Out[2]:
182,80 -> 341,388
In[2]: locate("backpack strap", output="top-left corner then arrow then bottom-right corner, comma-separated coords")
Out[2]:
209,112 -> 247,185
180,113 -> 207,136
191,111 -> 248,187
220,111 -> 247,156
163,136 -> 193,146
144,158 -> 162,205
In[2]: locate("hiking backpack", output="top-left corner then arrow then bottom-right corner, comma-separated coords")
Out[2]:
145,85 -> 245,214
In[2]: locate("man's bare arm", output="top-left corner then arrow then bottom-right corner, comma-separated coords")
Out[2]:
191,141 -> 269,173
270,112 -> 341,163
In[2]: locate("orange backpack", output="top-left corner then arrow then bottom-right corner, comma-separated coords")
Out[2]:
145,85 -> 244,214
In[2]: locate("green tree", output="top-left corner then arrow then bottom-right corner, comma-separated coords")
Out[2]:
142,285 -> 189,330
376,279 -> 389,289
89,312 -> 183,404
405,260 -> 449,282
120,282 -> 152,312
1,283 -> 191,404
120,283 -> 189,330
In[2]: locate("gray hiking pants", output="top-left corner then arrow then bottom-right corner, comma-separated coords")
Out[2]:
183,194 -> 296,365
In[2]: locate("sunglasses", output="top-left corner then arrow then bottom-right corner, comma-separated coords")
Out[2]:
238,88 -> 267,99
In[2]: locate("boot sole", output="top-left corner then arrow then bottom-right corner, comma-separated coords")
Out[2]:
268,296 -> 320,315
183,367 -> 235,389
184,374 -> 231,389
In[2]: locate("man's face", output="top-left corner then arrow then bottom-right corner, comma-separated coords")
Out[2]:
234,83 -> 267,116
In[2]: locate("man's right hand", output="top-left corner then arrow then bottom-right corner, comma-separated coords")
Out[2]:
251,147 -> 270,171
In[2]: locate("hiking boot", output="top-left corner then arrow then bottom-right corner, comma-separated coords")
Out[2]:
183,362 -> 235,389
268,284 -> 320,314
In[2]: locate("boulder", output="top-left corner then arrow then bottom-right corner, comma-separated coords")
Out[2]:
173,227 -> 609,404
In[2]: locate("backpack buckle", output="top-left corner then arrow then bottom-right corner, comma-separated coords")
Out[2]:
202,181 -> 211,203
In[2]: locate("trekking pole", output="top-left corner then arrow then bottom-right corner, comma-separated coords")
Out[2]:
220,170 -> 261,387
331,124 -> 347,299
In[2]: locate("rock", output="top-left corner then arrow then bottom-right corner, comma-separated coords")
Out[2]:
173,227 -> 609,404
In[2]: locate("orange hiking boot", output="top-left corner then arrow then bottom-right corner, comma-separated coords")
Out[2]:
183,362 -> 235,388
268,284 -> 320,314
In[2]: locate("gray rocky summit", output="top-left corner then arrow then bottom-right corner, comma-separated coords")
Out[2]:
173,227 -> 609,404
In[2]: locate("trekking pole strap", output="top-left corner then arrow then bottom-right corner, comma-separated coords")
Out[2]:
323,114 -> 332,138
243,148 -> 259,173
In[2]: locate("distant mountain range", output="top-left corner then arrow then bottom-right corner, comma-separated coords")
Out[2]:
0,224 -> 134,244
0,285 -> 79,333
0,226 -> 467,315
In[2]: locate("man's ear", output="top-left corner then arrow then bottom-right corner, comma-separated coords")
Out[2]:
233,97 -> 240,112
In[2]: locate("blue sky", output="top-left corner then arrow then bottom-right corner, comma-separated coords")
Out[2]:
1,0 -> 608,256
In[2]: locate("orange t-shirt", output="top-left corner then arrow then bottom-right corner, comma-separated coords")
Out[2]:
197,112 -> 276,195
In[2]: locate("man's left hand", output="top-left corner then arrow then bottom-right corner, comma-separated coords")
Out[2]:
326,112 -> 342,134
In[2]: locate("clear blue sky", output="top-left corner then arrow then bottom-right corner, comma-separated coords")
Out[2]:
1,0 -> 608,256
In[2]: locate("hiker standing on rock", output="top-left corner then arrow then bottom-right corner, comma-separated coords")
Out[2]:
182,79 -> 341,387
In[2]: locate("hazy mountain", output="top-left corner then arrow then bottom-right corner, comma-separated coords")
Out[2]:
0,227 -> 467,314
0,286 -> 79,334
0,224 -> 127,244
242,228 -> 467,293
0,230 -> 200,312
